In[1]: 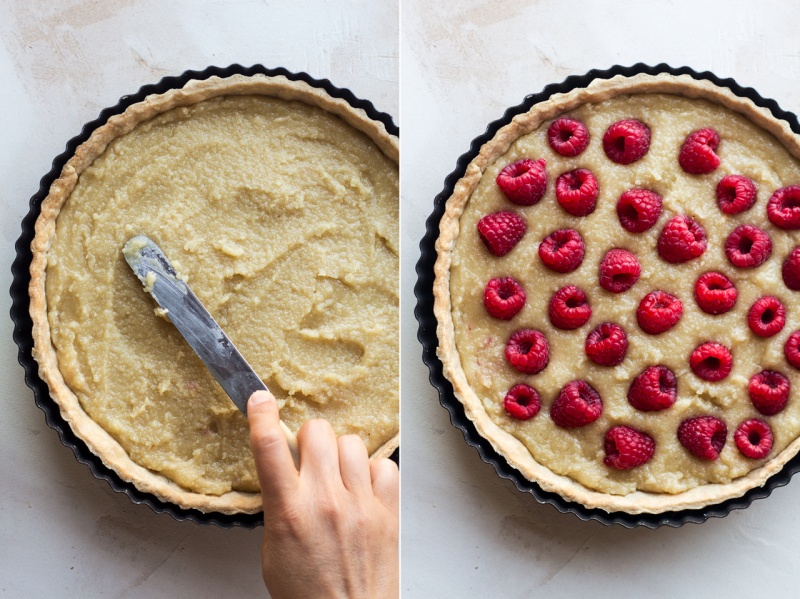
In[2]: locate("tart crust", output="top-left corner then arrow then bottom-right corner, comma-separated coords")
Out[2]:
434,73 -> 800,514
30,74 -> 399,515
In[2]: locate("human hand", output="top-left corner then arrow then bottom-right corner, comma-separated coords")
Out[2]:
248,390 -> 399,599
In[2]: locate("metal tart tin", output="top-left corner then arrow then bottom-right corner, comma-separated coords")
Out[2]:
415,63 -> 800,528
11,64 -> 399,528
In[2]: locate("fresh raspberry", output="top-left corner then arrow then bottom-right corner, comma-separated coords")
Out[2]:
585,322 -> 628,366
550,379 -> 603,428
657,215 -> 707,263
724,224 -> 772,268
716,174 -> 757,215
782,246 -> 800,291
678,416 -> 727,460
786,330 -> 800,369
496,159 -> 548,206
628,365 -> 677,412
555,169 -> 599,217
603,119 -> 651,165
548,285 -> 591,330
767,185 -> 800,230
503,384 -> 541,420
504,329 -> 549,374
477,211 -> 527,257
538,228 -> 585,273
690,342 -> 732,382
603,426 -> 655,469
547,117 -> 590,157
598,248 -> 640,293
678,128 -> 721,174
748,296 -> 786,338
483,277 -> 526,320
636,291 -> 683,335
694,272 -> 737,315
748,370 -> 790,416
616,188 -> 663,233
734,419 -> 773,459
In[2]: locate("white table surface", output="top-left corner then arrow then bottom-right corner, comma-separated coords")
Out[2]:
0,2 -> 396,597
401,1 -> 800,597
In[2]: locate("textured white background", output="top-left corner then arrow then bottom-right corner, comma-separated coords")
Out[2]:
401,1 -> 800,597
0,1 -> 396,597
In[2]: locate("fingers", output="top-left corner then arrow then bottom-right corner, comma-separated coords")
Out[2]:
338,435 -> 371,495
297,419 -> 340,482
370,458 -> 399,514
248,391 -> 299,505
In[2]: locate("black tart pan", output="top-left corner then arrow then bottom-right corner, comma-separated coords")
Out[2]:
11,64 -> 398,528
415,63 -> 800,528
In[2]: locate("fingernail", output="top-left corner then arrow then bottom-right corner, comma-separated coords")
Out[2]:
249,390 -> 274,406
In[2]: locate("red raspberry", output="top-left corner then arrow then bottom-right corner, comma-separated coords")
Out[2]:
678,416 -> 727,460
748,296 -> 786,338
503,384 -> 541,420
604,426 -> 655,469
690,342 -> 732,382
782,246 -> 800,291
548,285 -> 591,330
598,248 -> 640,293
786,330 -> 800,369
678,128 -> 721,174
477,211 -> 526,257
505,329 -> 549,374
748,370 -> 790,416
636,291 -> 683,335
616,188 -> 663,233
585,322 -> 628,366
547,117 -> 590,157
603,119 -> 651,165
628,365 -> 677,412
716,174 -> 757,215
767,185 -> 800,230
724,224 -> 772,268
694,272 -> 737,315
734,419 -> 773,459
538,228 -> 585,273
555,168 -> 598,217
550,379 -> 603,428
483,277 -> 526,320
496,159 -> 548,206
657,215 -> 707,263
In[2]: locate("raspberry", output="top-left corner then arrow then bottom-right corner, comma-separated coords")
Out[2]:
598,248 -> 640,293
550,379 -> 603,428
694,271 -> 737,315
748,296 -> 786,338
604,426 -> 655,469
503,384 -> 541,420
603,119 -> 651,165
678,128 -> 721,174
585,322 -> 628,366
657,215 -> 707,263
483,277 -> 526,320
636,291 -> 683,335
548,285 -> 591,330
477,211 -> 527,257
748,370 -> 790,416
716,174 -> 757,215
767,185 -> 800,230
538,228 -> 585,273
724,224 -> 772,268
690,342 -> 732,382
496,159 -> 548,206
628,365 -> 677,412
616,188 -> 663,233
547,117 -> 590,157
505,329 -> 549,374
782,246 -> 800,290
555,168 -> 599,217
734,419 -> 773,459
786,330 -> 800,369
678,416 -> 727,460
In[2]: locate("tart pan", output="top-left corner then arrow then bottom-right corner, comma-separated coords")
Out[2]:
11,63 -> 399,528
415,63 -> 800,528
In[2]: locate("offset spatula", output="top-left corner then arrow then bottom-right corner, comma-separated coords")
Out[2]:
123,235 -> 300,467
